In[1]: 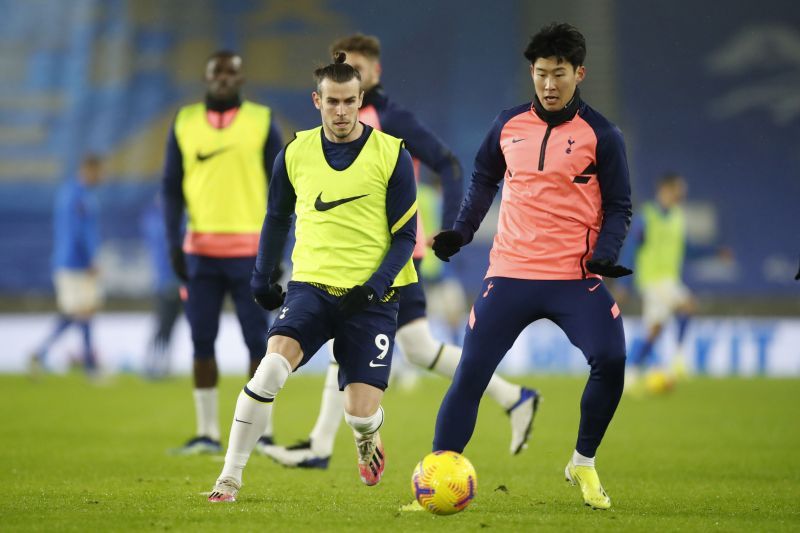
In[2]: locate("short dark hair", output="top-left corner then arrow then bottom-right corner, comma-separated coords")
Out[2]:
329,33 -> 381,60
524,23 -> 586,68
314,52 -> 361,92
658,172 -> 685,188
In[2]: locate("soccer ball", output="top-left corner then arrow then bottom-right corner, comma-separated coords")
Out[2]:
411,451 -> 477,515
645,370 -> 676,395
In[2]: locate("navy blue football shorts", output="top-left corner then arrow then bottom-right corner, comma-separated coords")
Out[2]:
268,281 -> 400,391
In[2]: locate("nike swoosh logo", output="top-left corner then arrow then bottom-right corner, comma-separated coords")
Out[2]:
588,283 -> 601,292
234,417 -> 252,425
369,361 -> 387,368
511,138 -> 526,144
314,192 -> 369,212
196,147 -> 231,162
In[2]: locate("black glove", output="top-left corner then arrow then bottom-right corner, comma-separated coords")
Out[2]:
586,258 -> 633,279
169,247 -> 188,282
338,285 -> 376,318
795,258 -> 799,281
432,230 -> 465,262
252,282 -> 285,311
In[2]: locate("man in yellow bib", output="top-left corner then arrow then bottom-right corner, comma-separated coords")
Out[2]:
162,50 -> 283,454
208,52 -> 418,502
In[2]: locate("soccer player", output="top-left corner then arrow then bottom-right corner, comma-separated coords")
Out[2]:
162,50 -> 283,454
30,155 -> 104,377
208,53 -> 417,502
262,34 -> 538,468
619,173 -> 694,385
430,23 -> 632,510
621,173 -> 735,386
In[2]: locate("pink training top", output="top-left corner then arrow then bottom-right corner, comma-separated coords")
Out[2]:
455,100 -> 632,281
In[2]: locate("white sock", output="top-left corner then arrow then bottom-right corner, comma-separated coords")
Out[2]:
396,320 -> 522,410
344,406 -> 384,438
219,353 -> 291,484
193,388 -> 220,441
572,449 -> 595,468
261,403 -> 274,440
309,362 -> 344,456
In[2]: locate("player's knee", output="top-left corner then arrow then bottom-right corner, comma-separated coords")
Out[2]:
192,347 -> 215,361
396,319 -> 440,368
245,338 -> 267,362
191,332 -> 216,358
590,351 -> 626,377
246,352 -> 292,400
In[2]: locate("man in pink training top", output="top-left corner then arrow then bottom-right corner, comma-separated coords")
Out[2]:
431,23 -> 633,510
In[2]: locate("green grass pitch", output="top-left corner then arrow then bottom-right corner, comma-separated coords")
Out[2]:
1,374 -> 798,531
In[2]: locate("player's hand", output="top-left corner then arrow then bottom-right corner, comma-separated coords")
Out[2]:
432,230 -> 465,262
169,247 -> 188,282
339,285 -> 376,318
586,258 -> 633,278
252,281 -> 285,311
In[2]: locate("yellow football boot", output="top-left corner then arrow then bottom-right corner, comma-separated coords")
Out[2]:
565,461 -> 611,510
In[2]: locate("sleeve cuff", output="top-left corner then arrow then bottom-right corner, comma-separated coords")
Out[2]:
453,221 -> 474,245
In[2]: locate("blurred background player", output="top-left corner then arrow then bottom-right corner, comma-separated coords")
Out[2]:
29,155 -> 104,377
140,194 -> 182,379
430,23 -> 632,510
162,50 -> 283,454
262,34 -> 539,469
209,54 -> 418,501
619,173 -> 733,391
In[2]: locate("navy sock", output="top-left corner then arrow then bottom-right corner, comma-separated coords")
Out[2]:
36,315 -> 73,361
676,314 -> 690,345
77,320 -> 97,370
576,355 -> 626,457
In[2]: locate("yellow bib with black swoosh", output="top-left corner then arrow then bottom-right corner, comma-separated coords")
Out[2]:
174,101 -> 270,234
285,126 -> 417,289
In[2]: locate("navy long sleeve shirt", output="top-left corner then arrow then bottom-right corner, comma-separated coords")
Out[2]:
361,86 -> 463,230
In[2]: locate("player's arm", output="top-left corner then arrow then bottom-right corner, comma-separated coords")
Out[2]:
367,148 -> 417,296
339,148 -> 416,317
616,214 -> 644,289
585,125 -> 634,278
432,115 -> 506,261
67,189 -> 93,271
251,149 -> 296,310
160,122 -> 187,280
382,108 -> 464,230
84,196 -> 100,273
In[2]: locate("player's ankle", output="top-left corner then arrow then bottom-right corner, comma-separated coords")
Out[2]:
572,449 -> 595,468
